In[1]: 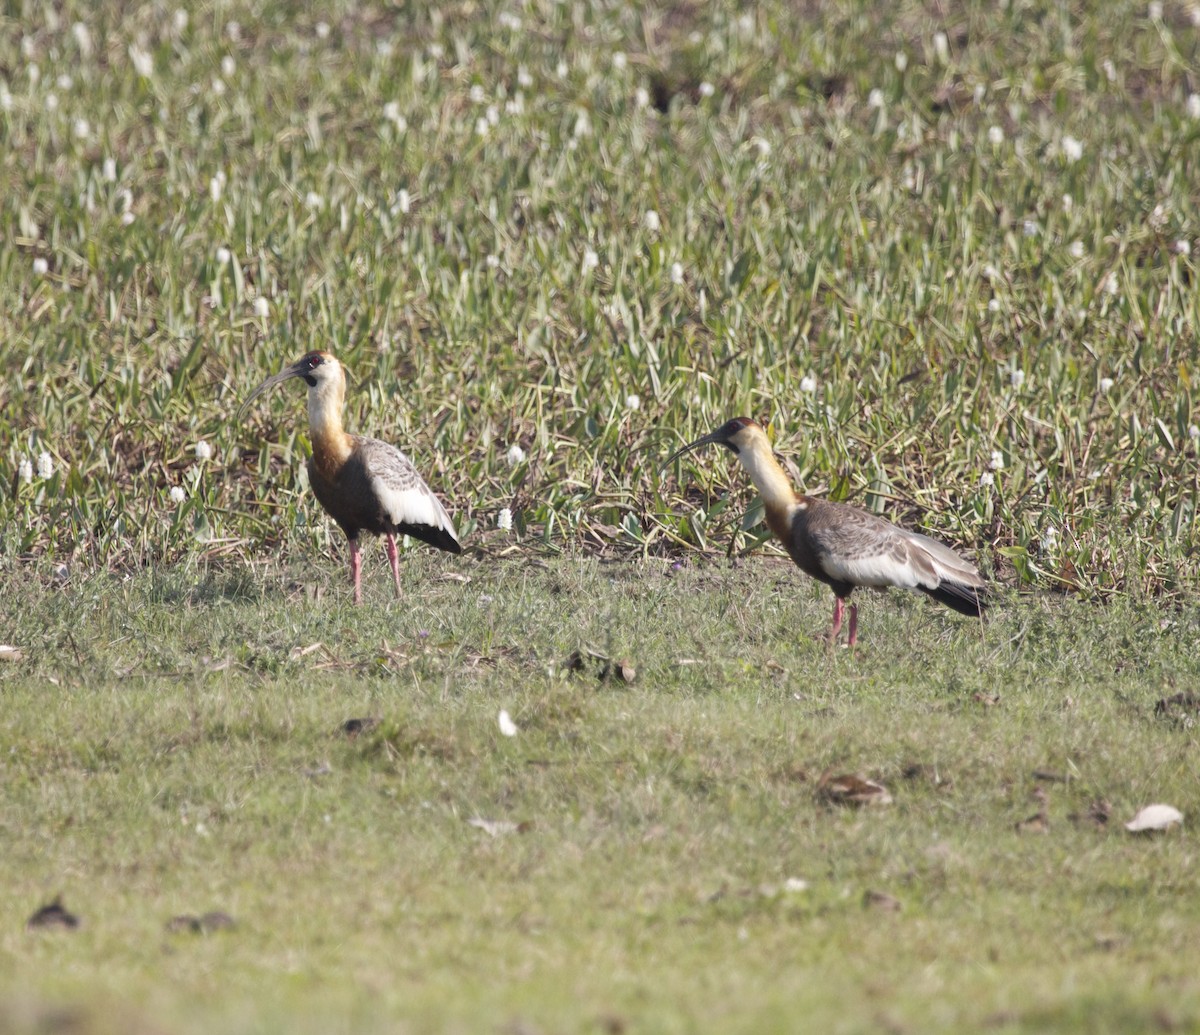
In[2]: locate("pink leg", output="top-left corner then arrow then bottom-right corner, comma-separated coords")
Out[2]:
349,538 -> 363,604
385,534 -> 402,598
847,604 -> 858,647
829,597 -> 844,641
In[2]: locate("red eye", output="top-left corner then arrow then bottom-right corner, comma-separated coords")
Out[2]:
308,355 -> 323,368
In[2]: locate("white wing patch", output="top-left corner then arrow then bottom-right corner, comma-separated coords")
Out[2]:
361,439 -> 459,543
818,550 -> 929,591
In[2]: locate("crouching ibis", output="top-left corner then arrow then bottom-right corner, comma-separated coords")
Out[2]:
663,417 -> 987,645
239,351 -> 461,603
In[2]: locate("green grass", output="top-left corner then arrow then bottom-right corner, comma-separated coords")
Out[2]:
2,561 -> 1200,1034
2,0 -> 1200,1031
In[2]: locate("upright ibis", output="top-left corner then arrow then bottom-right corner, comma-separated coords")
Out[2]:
663,417 -> 987,645
240,351 -> 461,603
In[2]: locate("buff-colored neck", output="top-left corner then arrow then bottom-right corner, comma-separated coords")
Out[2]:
736,435 -> 798,512
307,373 -> 351,460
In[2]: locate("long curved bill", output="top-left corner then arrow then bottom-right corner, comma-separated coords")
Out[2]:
236,360 -> 308,420
659,429 -> 726,472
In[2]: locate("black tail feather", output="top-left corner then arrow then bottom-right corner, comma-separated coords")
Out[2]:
924,579 -> 986,618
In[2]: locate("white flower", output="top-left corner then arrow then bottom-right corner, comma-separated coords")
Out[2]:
1189,424 -> 1200,440
982,263 -> 1000,281
485,253 -> 500,269
506,443 -> 526,465
194,441 -> 213,461
44,93 -> 58,112
698,81 -> 714,97
469,84 -> 485,103
221,55 -> 236,77
799,375 -> 817,393
17,458 -> 32,484
979,471 -> 995,487
1099,377 -> 1114,392
573,111 -> 591,137
1149,0 -> 1163,18
129,45 -> 153,77
475,117 -> 489,137
625,394 -> 641,411
517,66 -> 533,88
933,31 -> 949,63
868,88 -> 885,109
485,104 -> 500,126
973,83 -> 986,104
169,486 -> 186,503
1188,94 -> 1200,119
305,191 -> 323,210
1062,193 -> 1074,212
1104,272 -> 1120,295
987,125 -> 1004,145
1175,239 -> 1192,256
0,87 -> 11,111
1040,525 -> 1058,551
72,22 -> 93,55
669,262 -> 684,285
36,451 -> 53,479
612,52 -> 627,71
1102,59 -> 1117,82
396,188 -> 411,214
253,296 -> 269,318
987,298 -> 1001,312
581,248 -> 599,275
634,86 -> 650,108
1010,369 -> 1026,388
1022,219 -> 1039,237
174,9 -> 189,32
73,118 -> 90,139
215,246 -> 231,265
1061,136 -> 1083,162
209,171 -> 225,203
752,137 -> 771,157
121,211 -> 136,226
496,507 -> 513,531
497,11 -> 521,30
989,450 -> 1005,471
1068,240 -> 1085,259
315,21 -> 330,39
32,257 -> 48,275
498,710 -> 518,737
556,60 -> 568,78
894,51 -> 908,72
102,157 -> 117,181
643,210 -> 661,232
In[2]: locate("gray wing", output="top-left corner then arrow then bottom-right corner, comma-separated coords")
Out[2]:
806,501 -> 982,592
356,437 -> 460,545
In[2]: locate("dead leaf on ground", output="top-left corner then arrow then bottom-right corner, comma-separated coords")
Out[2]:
1015,811 -> 1050,834
167,911 -> 236,934
27,897 -> 79,930
817,771 -> 893,807
972,692 -> 1000,707
864,889 -> 902,912
1154,692 -> 1200,728
1031,769 -> 1067,783
468,817 -> 531,837
1069,799 -> 1112,828
601,658 -> 636,684
1125,803 -> 1183,833
0,645 -> 24,662
341,717 -> 379,738
438,572 -> 472,584
290,642 -> 325,659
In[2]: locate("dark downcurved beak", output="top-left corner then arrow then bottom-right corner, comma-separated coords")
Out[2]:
236,360 -> 308,420
659,428 -> 730,472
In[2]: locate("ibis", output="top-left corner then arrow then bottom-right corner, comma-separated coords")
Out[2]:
240,351 -> 461,603
663,417 -> 987,645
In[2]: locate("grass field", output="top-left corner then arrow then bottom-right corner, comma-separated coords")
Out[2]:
2,0 -> 1199,1031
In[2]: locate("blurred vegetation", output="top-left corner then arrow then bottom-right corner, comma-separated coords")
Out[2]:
0,0 -> 1197,597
